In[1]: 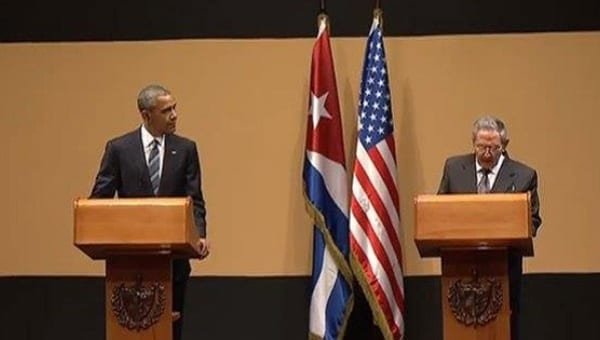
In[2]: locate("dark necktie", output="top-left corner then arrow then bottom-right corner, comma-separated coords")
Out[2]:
477,168 -> 491,194
148,139 -> 161,195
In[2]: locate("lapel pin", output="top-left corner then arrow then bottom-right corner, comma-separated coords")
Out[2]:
171,150 -> 177,155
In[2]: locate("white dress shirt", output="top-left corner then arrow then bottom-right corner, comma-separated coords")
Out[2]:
475,153 -> 505,190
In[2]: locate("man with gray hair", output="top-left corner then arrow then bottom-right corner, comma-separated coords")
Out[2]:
437,115 -> 541,340
91,84 -> 209,340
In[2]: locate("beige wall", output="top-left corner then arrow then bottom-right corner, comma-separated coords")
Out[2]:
1,32 -> 599,277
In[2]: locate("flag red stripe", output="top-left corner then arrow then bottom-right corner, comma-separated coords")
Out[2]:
353,158 -> 404,265
368,142 -> 400,226
350,190 -> 406,315
386,136 -> 397,163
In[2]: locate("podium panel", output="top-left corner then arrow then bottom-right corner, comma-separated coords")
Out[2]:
441,249 -> 510,340
74,198 -> 200,340
107,255 -> 172,340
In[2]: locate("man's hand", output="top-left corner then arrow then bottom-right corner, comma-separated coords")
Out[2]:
197,238 -> 210,260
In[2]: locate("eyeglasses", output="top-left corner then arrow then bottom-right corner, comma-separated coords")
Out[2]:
474,144 -> 502,153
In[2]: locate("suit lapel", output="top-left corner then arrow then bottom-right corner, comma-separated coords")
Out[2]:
461,155 -> 478,193
491,158 -> 517,193
159,134 -> 180,194
129,129 -> 153,193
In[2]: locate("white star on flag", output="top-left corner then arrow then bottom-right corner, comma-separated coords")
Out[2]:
309,92 -> 332,128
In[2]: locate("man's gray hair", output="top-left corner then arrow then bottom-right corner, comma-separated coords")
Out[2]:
472,115 -> 509,146
137,84 -> 171,112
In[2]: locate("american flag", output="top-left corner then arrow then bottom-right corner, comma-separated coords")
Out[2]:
303,16 -> 353,340
349,15 -> 406,340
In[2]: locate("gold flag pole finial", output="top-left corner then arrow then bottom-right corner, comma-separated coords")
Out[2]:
317,0 -> 329,32
317,13 -> 329,32
373,2 -> 383,30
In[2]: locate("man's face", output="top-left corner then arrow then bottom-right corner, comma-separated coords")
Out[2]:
473,129 -> 503,170
142,94 -> 177,136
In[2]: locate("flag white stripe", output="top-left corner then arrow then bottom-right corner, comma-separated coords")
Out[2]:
307,150 -> 349,217
376,140 -> 398,187
309,246 -> 339,337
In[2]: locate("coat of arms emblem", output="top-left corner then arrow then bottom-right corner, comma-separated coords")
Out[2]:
448,270 -> 503,327
111,275 -> 166,331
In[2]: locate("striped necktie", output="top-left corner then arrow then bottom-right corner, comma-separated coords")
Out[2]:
148,139 -> 161,195
477,168 -> 491,194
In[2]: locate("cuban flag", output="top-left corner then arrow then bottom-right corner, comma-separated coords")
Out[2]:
303,15 -> 354,340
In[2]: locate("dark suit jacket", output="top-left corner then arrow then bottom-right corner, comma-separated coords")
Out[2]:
90,128 -> 207,281
438,153 -> 541,233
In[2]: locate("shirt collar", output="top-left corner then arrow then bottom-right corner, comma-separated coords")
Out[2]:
476,153 -> 505,175
141,125 -> 164,147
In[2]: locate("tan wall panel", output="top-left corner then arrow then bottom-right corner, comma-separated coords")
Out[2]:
1,32 -> 599,277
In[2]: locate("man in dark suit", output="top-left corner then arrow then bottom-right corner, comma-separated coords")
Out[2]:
437,116 -> 541,340
90,84 -> 209,340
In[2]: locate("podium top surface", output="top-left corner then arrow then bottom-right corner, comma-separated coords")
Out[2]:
414,193 -> 533,257
73,197 -> 201,259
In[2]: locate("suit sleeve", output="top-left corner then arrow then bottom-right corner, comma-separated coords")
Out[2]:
186,141 -> 207,237
529,170 -> 542,236
90,141 -> 120,198
437,159 -> 450,194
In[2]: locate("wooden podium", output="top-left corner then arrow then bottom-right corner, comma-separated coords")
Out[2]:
414,193 -> 533,340
73,197 -> 201,340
